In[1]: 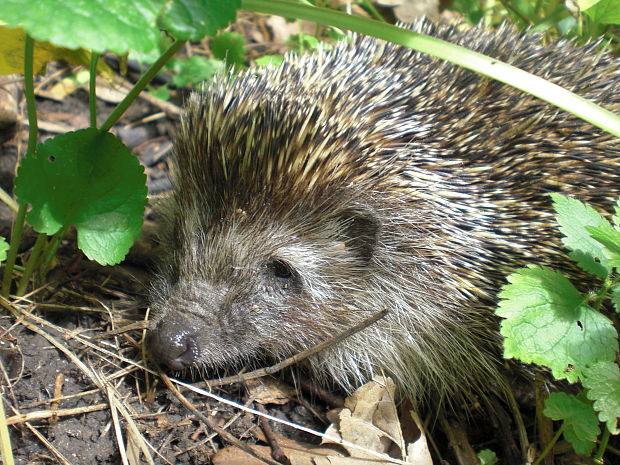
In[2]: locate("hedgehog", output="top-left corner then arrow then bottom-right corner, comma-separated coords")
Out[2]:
147,21 -> 620,407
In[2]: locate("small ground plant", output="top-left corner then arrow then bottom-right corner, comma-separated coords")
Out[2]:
497,194 -> 620,463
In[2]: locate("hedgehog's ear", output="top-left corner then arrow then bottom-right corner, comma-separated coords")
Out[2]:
338,209 -> 380,264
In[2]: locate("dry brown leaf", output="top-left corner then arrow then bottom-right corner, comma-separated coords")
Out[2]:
406,412 -> 432,465
245,377 -> 297,405
323,377 -> 432,464
213,440 -> 339,465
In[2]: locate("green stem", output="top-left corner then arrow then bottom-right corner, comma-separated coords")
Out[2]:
89,52 -> 100,128
591,274 -> 620,310
100,39 -> 185,132
241,0 -> 620,138
360,0 -> 385,22
2,34 -> 38,296
498,0 -> 532,26
1,205 -> 26,296
0,186 -> 18,213
593,427 -> 611,464
16,233 -> 47,296
37,226 -> 69,282
24,36 -> 38,156
532,423 -> 564,465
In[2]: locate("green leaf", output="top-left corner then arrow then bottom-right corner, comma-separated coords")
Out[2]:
171,55 -> 224,87
583,361 -> 620,435
582,0 -> 620,24
0,237 -> 8,262
612,286 -> 620,313
148,85 -> 171,101
286,33 -> 321,53
14,128 -> 147,265
477,449 -> 498,465
544,392 -> 599,456
551,193 -> 612,278
568,250 -> 609,279
497,265 -> 618,382
158,0 -> 240,41
210,31 -> 247,68
255,55 -> 284,67
0,0 -> 163,54
587,225 -> 620,269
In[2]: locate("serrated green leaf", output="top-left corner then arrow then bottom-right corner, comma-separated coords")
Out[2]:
551,193 -> 612,277
544,392 -> 599,456
0,0 -> 164,54
14,128 -> 147,265
612,286 -> 620,313
497,265 -> 618,382
568,250 -> 609,279
171,55 -> 224,87
211,31 -> 247,68
583,361 -> 620,435
158,0 -> 240,41
0,237 -> 8,262
587,225 -> 620,269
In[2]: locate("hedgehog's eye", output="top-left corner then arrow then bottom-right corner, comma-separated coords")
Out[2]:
265,259 -> 300,292
270,259 -> 294,280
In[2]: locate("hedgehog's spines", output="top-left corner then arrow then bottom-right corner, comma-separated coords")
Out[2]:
153,20 -> 620,407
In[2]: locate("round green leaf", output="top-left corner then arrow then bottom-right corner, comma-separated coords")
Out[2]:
14,128 -> 147,265
0,0 -> 163,54
159,0 -> 240,40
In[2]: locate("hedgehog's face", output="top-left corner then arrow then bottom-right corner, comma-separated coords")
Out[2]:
147,203 -> 380,374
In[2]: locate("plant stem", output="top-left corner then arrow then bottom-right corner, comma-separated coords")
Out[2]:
593,427 -> 611,464
2,34 -> 38,296
37,226 -> 69,282
100,38 -> 185,132
15,233 -> 47,296
360,0 -> 385,22
532,424 -> 564,465
591,274 -> 620,310
89,52 -> 100,128
1,205 -> 26,296
0,186 -> 18,213
24,36 -> 38,156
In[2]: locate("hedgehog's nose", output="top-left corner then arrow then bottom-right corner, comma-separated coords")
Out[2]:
148,321 -> 200,371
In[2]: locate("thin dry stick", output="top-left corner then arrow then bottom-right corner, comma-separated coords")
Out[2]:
8,405 -> 73,465
256,403 -> 289,464
205,309 -> 388,387
160,373 -> 282,465
6,403 -> 108,426
0,298 -> 156,465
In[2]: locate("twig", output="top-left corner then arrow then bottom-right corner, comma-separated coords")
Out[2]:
173,377 -> 411,465
160,372 -> 282,465
256,402 -> 290,464
205,309 -> 387,387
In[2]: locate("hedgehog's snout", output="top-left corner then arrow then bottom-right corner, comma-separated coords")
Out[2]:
148,320 -> 200,371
